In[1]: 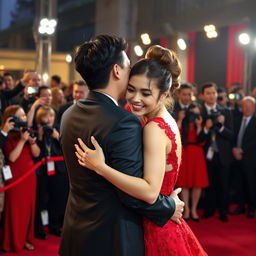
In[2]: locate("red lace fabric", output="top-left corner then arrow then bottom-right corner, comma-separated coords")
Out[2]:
143,117 -> 207,256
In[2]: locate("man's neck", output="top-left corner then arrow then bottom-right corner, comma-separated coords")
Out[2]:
94,89 -> 120,102
94,90 -> 119,106
205,102 -> 216,108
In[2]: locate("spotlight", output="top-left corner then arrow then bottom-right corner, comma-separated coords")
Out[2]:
38,18 -> 57,35
141,33 -> 151,45
42,73 -> 49,83
204,24 -> 218,39
207,31 -> 218,39
177,38 -> 187,50
66,54 -> 72,63
134,45 -> 144,57
238,33 -> 250,45
204,25 -> 216,33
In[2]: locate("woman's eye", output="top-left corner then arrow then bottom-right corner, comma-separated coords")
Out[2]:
127,88 -> 134,92
142,93 -> 151,97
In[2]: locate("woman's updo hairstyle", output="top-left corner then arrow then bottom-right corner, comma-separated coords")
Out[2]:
130,45 -> 181,98
145,45 -> 181,93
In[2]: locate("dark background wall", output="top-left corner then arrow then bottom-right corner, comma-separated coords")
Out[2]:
195,27 -> 228,88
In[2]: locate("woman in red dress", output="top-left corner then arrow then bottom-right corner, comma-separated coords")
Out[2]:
176,103 -> 209,221
1,105 -> 40,252
75,46 -> 207,255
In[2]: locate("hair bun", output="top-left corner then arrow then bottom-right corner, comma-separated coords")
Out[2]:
145,45 -> 182,92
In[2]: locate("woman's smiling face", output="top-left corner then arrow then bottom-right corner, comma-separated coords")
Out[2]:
125,74 -> 163,118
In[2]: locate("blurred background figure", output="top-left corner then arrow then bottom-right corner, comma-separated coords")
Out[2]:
50,75 -> 61,88
3,73 -> 15,90
200,82 -> 234,222
217,87 -> 229,107
176,102 -> 209,221
1,105 -> 40,252
56,80 -> 89,128
51,87 -> 66,111
172,83 -> 193,121
231,96 -> 256,218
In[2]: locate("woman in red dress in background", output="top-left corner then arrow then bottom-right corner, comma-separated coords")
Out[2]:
75,46 -> 207,255
176,102 -> 209,221
1,105 -> 40,252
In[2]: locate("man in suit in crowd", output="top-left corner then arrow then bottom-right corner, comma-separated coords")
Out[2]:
59,35 -> 184,256
232,96 -> 256,218
56,80 -> 89,128
172,82 -> 193,121
200,82 -> 234,222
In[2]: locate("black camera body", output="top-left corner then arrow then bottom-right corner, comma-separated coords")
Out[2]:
9,116 -> 28,132
9,116 -> 37,137
41,122 -> 54,138
185,110 -> 201,123
207,109 -> 222,130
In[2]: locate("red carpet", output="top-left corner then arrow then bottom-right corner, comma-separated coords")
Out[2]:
189,213 -> 256,256
3,214 -> 256,255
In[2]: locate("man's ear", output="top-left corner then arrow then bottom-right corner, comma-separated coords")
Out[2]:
112,64 -> 121,80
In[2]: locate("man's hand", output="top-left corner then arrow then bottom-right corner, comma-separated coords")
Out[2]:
169,188 -> 185,224
205,119 -> 213,129
232,147 -> 243,160
20,70 -> 34,86
217,115 -> 225,125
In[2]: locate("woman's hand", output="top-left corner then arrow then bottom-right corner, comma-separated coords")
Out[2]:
51,128 -> 59,140
28,135 -> 37,145
2,117 -> 15,133
20,130 -> 29,142
75,137 -> 106,175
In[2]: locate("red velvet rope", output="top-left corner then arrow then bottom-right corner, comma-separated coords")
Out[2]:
0,156 -> 64,192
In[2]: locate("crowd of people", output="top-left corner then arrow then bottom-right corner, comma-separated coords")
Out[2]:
0,72 -> 89,252
0,62 -> 255,253
173,81 -> 256,222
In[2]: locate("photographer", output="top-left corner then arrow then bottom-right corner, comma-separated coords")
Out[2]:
0,72 -> 30,120
2,105 -> 40,252
176,102 -> 209,221
27,86 -> 53,128
217,87 -> 228,108
200,82 -> 234,222
34,106 -> 68,239
0,117 -> 15,222
172,83 -> 193,121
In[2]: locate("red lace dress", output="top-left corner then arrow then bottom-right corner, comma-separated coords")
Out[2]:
143,117 -> 207,256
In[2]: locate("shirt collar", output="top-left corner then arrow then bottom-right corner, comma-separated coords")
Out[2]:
97,92 -> 118,106
205,103 -> 217,113
179,101 -> 189,109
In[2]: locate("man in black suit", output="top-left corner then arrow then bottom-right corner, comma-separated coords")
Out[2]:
232,96 -> 256,218
171,82 -> 193,121
200,82 -> 234,222
59,35 -> 184,256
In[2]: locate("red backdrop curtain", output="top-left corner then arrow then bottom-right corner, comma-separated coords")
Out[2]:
226,24 -> 245,88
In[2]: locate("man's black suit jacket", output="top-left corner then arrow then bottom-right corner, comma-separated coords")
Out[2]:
201,104 -> 234,165
59,91 -> 175,256
233,114 -> 256,162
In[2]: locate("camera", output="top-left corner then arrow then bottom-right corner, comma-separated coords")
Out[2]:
217,96 -> 224,101
185,110 -> 201,123
27,86 -> 39,95
228,93 -> 242,101
9,116 -> 37,137
41,122 -> 54,138
9,116 -> 28,132
207,109 -> 222,130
